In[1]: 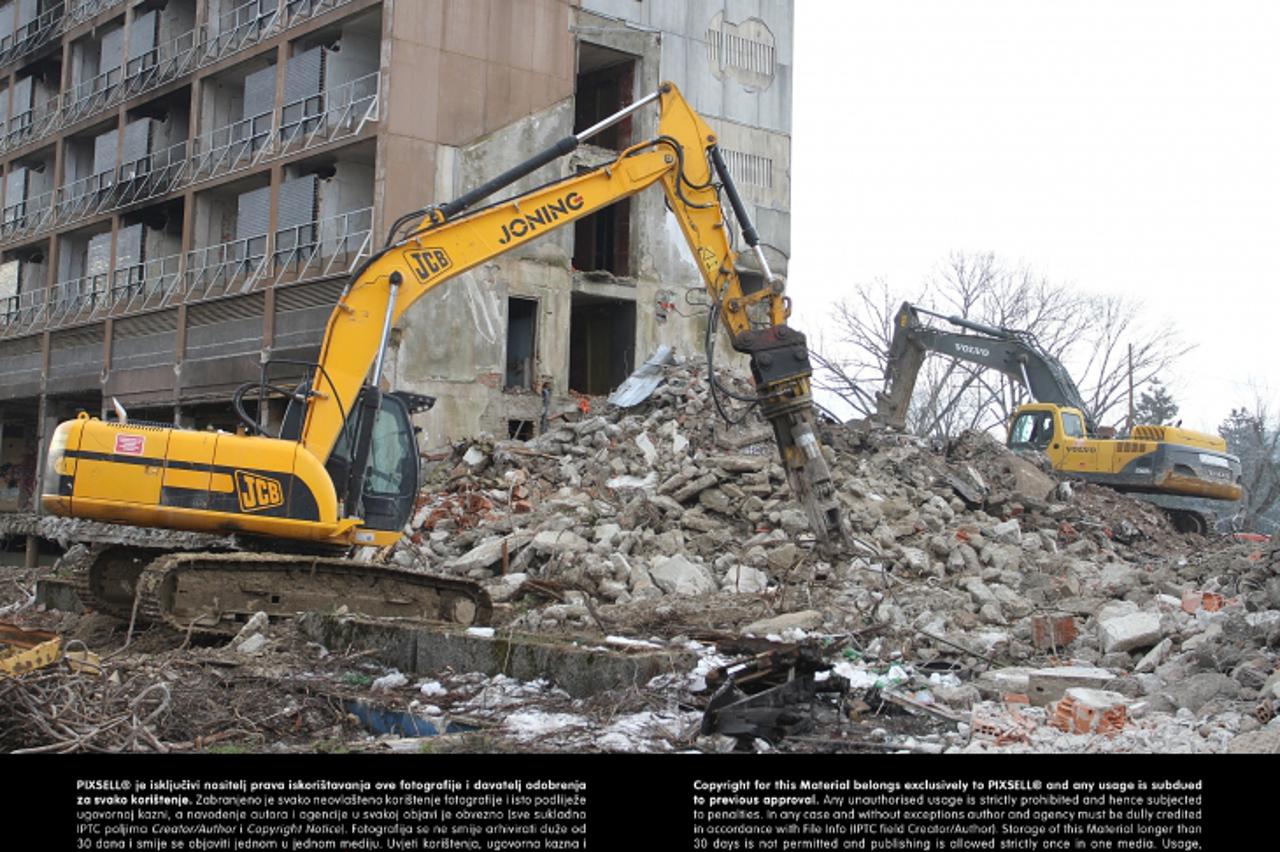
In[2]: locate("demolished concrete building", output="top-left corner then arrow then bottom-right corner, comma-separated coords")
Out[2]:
0,0 -> 793,522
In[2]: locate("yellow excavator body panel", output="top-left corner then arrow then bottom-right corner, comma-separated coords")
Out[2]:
1013,404 -> 1242,502
42,414 -> 396,548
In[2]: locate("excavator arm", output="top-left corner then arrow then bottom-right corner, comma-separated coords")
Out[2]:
875,302 -> 1094,431
291,82 -> 844,543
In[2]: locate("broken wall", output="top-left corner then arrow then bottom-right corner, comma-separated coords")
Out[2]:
389,2 -> 793,448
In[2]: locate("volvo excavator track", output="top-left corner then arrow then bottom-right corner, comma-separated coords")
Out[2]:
68,544 -> 491,637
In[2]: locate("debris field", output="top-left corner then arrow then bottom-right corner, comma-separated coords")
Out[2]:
2,357 -> 1278,755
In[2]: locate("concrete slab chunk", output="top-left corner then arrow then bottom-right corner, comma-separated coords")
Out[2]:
1028,666 -> 1116,707
296,613 -> 694,699
1098,611 -> 1163,654
742,610 -> 823,636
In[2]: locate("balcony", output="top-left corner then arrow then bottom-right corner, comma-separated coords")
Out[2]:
0,0 -> 364,157
45,269 -> 110,327
181,204 -> 371,302
0,188 -> 55,241
0,70 -> 379,250
0,205 -> 372,339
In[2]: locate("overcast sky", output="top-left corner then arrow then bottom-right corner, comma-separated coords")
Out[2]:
787,0 -> 1280,433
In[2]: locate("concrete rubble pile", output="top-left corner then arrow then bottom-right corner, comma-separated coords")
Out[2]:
362,357 -> 1280,754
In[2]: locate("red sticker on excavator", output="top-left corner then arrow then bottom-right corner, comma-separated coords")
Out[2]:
114,434 -> 145,456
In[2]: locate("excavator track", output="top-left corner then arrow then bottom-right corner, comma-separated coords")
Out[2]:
131,551 -> 491,637
67,543 -> 491,637
67,546 -> 169,622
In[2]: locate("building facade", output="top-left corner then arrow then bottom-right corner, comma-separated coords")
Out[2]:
0,0 -> 792,513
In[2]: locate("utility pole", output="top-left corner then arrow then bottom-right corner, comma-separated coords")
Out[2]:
1127,343 -> 1134,434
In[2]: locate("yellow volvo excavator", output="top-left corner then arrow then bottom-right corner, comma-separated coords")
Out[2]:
875,302 -> 1242,534
40,83 -> 845,634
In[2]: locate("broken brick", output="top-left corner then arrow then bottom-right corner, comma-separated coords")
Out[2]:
1050,688 -> 1128,736
1030,614 -> 1078,650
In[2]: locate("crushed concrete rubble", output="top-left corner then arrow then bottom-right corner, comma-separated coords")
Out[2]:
2,358 -> 1279,754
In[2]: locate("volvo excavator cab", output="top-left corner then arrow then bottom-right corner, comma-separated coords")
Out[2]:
1009,406 -> 1087,452
1009,410 -> 1056,450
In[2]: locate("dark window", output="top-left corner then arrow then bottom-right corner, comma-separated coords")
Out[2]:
505,297 -> 537,390
573,199 -> 630,276
569,294 -> 635,396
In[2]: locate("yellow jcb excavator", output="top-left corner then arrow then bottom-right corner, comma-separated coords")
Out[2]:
875,302 -> 1242,534
40,82 -> 846,634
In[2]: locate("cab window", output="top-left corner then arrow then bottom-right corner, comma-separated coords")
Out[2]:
1010,414 -> 1037,445
1010,412 -> 1054,448
1060,411 -> 1085,438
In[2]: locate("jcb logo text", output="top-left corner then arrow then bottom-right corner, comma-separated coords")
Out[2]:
406,248 -> 453,282
236,471 -> 285,512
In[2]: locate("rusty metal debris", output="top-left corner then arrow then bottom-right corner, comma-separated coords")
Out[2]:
700,645 -> 849,745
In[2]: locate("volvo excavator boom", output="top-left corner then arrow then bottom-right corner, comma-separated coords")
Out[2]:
40,83 -> 846,634
876,303 -> 1093,432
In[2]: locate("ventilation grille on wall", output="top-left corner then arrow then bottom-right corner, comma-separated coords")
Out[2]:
706,20 -> 775,76
0,3 -> 14,50
11,74 -> 32,112
128,9 -> 158,68
705,13 -> 777,90
235,184 -> 272,242
115,222 -> 144,269
186,292 -> 265,327
92,126 -> 118,181
113,308 -> 177,339
274,277 -> 342,312
718,149 -> 773,189
99,26 -> 125,75
86,230 -> 112,277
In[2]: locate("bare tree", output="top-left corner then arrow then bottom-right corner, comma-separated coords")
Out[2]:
1219,399 -> 1280,532
813,252 -> 1191,439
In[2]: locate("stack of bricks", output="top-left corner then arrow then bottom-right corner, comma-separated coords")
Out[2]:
1049,688 -> 1128,736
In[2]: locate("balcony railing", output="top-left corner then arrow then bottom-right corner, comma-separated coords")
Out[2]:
0,71 -> 380,250
56,170 -> 116,222
183,206 -> 372,302
1,189 -> 56,241
278,71 -> 380,151
122,25 -> 202,101
61,64 -> 123,125
0,286 -> 48,335
46,271 -> 111,327
114,138 -> 194,208
0,0 -> 363,156
108,251 -> 183,316
0,205 -> 372,340
5,96 -> 62,150
190,111 -> 275,182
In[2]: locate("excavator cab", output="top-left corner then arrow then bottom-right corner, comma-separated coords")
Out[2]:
324,393 -> 420,533
1009,409 -> 1056,450
246,370 -> 429,534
